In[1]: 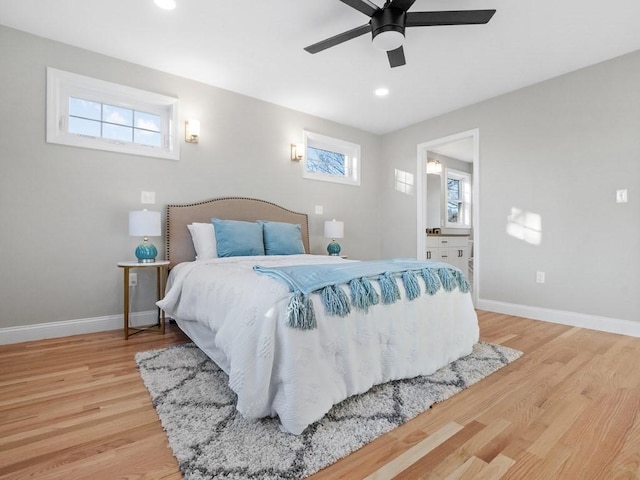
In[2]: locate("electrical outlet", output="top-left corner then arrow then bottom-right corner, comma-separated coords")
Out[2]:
536,271 -> 545,284
129,272 -> 138,287
315,205 -> 323,215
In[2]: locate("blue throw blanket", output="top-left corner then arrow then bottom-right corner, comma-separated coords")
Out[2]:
254,259 -> 470,330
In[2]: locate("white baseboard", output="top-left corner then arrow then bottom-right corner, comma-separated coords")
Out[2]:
0,311 -> 160,345
477,299 -> 640,338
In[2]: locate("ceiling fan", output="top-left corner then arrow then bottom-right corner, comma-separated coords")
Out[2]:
304,0 -> 496,68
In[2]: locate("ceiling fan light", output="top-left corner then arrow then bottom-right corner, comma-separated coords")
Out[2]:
372,30 -> 405,51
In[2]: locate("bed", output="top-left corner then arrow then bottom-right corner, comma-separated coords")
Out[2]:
159,197 -> 479,435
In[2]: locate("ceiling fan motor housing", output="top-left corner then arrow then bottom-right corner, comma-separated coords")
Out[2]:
371,7 -> 406,51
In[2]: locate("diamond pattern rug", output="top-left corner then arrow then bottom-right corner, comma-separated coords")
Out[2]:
136,342 -> 522,480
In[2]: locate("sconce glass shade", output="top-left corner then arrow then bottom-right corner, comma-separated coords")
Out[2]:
291,143 -> 305,161
324,219 -> 344,256
129,210 -> 161,263
185,119 -> 200,143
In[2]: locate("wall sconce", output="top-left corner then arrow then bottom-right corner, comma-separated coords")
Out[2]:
185,119 -> 200,143
291,143 -> 305,161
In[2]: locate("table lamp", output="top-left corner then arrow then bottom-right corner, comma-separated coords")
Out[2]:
324,219 -> 344,256
129,210 -> 161,263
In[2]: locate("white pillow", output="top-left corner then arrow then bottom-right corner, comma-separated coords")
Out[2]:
187,222 -> 218,260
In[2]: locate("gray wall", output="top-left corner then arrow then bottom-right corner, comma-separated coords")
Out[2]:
380,50 -> 640,322
0,26 -> 382,329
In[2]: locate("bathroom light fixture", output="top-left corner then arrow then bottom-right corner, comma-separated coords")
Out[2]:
154,0 -> 176,10
375,87 -> 389,97
324,219 -> 344,256
129,210 -> 161,263
426,160 -> 442,174
185,119 -> 200,143
291,143 -> 305,161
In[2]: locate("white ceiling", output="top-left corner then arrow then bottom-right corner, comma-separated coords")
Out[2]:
1,0 -> 640,135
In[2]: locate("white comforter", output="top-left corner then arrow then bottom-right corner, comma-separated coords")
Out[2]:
158,254 -> 479,434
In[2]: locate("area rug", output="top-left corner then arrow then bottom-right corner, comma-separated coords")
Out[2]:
136,342 -> 522,480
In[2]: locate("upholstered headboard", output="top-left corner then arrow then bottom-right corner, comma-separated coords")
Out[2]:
165,197 -> 310,268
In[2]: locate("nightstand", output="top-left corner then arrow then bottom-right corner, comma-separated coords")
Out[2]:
117,260 -> 169,339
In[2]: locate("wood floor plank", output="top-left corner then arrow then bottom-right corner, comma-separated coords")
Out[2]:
2,313 -> 640,479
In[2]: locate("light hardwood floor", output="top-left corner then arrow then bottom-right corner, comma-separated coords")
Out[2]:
1,311 -> 639,479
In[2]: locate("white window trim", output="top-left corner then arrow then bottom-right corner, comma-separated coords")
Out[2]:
46,67 -> 180,160
445,167 -> 472,228
302,130 -> 361,186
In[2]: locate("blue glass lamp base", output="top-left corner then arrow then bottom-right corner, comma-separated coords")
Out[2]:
327,241 -> 341,256
135,241 -> 158,263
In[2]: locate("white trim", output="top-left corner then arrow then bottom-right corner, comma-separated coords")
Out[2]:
417,128 -> 480,305
477,299 -> 640,338
0,311 -> 160,345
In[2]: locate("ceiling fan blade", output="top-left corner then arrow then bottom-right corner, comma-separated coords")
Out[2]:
304,24 -> 372,54
387,46 -> 406,68
406,10 -> 496,27
388,0 -> 417,12
339,0 -> 379,17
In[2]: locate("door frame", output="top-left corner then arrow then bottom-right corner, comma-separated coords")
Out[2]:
416,128 -> 480,304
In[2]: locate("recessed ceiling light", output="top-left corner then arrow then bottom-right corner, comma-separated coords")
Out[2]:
154,0 -> 176,10
375,87 -> 389,97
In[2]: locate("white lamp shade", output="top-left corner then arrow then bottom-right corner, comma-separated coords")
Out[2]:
324,220 -> 344,239
129,210 -> 161,237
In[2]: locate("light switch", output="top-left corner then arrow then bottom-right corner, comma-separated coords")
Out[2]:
616,189 -> 628,203
141,191 -> 156,204
315,205 -> 323,215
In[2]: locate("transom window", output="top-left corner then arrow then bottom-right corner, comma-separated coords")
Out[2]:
69,98 -> 163,147
302,131 -> 360,186
47,68 -> 179,160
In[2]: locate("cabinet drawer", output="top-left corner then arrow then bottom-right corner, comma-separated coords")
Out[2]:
438,236 -> 469,247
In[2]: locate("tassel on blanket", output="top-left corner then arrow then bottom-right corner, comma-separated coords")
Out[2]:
379,272 -> 400,304
287,292 -> 316,330
402,271 -> 421,300
350,278 -> 373,312
453,270 -> 470,293
438,268 -> 457,292
321,284 -> 351,317
361,277 -> 380,306
421,268 -> 441,295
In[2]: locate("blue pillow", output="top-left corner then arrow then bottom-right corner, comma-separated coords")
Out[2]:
211,219 -> 265,257
259,221 -> 305,255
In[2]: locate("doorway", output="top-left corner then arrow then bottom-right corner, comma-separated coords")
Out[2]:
416,129 -> 480,304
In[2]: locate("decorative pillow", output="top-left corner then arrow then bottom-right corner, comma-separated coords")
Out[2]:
211,219 -> 265,257
187,222 -> 218,260
259,221 -> 305,255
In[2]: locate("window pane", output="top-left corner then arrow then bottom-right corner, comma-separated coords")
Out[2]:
448,178 -> 460,202
134,111 -> 161,132
103,104 -> 133,127
134,129 -> 162,147
307,146 -> 346,176
68,117 -> 101,136
103,123 -> 133,142
448,202 -> 460,223
69,97 -> 101,121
